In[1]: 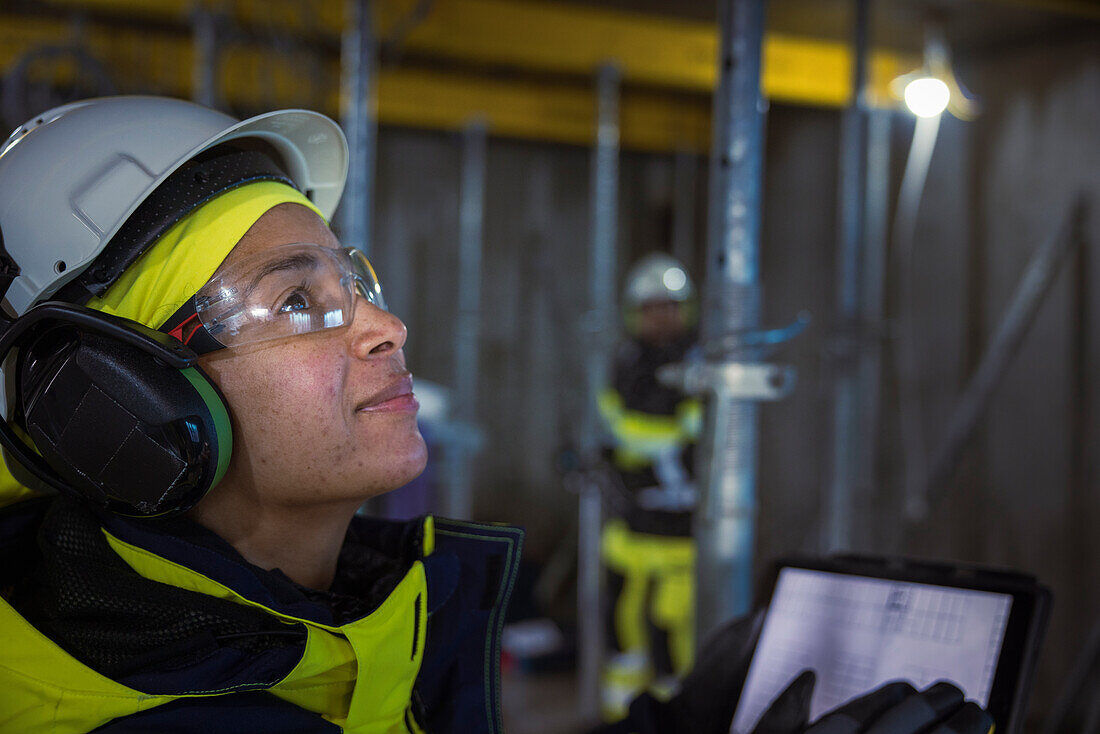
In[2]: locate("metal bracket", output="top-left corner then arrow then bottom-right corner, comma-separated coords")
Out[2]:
658,360 -> 796,400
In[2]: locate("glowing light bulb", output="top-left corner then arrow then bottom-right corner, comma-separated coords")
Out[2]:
903,77 -> 950,118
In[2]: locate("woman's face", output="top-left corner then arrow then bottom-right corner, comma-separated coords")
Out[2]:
197,203 -> 427,507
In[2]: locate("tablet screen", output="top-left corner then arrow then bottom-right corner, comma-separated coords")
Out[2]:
730,567 -> 1013,734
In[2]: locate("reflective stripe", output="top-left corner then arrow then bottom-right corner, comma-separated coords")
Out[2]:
598,389 -> 698,468
601,519 -> 696,571
422,515 -> 435,557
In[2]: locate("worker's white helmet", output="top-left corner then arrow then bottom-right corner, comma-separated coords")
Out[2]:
0,96 -> 347,316
623,253 -> 695,309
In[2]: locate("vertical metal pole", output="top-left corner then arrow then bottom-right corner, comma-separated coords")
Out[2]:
825,0 -> 870,552
672,149 -> 699,268
695,0 -> 768,643
856,107 -> 891,548
578,62 -> 620,722
586,65 -> 622,434
446,120 -> 487,520
338,0 -> 376,256
191,5 -> 218,108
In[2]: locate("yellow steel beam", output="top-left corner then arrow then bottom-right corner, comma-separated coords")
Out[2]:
0,14 -> 711,152
378,68 -> 711,151
383,0 -> 912,106
39,0 -> 916,107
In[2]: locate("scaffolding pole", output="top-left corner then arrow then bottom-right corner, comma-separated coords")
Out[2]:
695,0 -> 768,642
445,120 -> 488,520
337,0 -> 376,256
672,149 -> 699,268
191,5 -> 218,108
856,107 -> 892,546
577,62 -> 621,722
825,0 -> 870,552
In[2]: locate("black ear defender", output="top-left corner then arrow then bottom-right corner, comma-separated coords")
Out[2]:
0,228 -> 233,518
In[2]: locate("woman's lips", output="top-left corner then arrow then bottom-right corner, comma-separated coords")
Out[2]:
357,375 -> 419,413
358,393 -> 419,413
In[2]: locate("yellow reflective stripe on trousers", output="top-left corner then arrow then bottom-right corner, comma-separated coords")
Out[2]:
600,520 -> 696,676
104,529 -> 427,734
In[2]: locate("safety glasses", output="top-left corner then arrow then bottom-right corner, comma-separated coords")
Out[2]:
164,243 -> 386,352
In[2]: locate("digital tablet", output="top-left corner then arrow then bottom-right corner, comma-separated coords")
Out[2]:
729,555 -> 1050,734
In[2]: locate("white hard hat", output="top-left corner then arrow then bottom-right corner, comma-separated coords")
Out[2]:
0,96 -> 348,316
623,253 -> 695,309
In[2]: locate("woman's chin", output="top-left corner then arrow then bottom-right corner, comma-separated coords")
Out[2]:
359,436 -> 429,498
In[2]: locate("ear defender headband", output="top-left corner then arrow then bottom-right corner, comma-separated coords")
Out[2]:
0,148 -> 314,517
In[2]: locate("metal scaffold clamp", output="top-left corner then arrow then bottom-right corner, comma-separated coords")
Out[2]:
657,313 -> 809,400
659,361 -> 794,401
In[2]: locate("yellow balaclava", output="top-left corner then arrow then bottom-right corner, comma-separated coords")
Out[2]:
0,180 -> 323,508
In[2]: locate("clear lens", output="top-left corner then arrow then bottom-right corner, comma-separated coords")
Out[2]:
194,243 -> 386,348
345,247 -> 387,312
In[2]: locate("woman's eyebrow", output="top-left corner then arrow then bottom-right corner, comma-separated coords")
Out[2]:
242,252 -> 320,298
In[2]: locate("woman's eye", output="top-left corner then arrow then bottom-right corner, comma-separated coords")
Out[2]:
277,290 -> 312,313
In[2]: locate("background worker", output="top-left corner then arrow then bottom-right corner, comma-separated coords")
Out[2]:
597,253 -> 701,719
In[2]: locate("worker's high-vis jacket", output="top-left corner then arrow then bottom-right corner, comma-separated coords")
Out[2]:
598,336 -> 700,472
0,495 -> 522,733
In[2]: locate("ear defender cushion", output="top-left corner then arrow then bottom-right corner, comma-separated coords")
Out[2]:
16,324 -> 232,517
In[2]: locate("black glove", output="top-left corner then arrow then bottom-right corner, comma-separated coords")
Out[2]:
753,673 -> 995,734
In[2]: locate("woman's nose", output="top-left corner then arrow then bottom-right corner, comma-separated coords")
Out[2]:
348,299 -> 408,360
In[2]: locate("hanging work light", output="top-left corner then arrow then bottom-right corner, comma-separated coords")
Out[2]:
903,77 -> 951,117
891,22 -> 978,120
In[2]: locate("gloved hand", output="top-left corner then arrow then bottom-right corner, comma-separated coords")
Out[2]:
752,672 -> 995,734
587,612 -> 994,734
